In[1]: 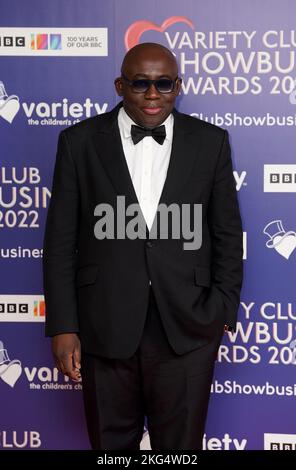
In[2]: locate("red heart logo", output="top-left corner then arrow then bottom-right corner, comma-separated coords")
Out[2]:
125,16 -> 194,50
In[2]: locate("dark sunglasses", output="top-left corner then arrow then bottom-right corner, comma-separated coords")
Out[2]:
121,74 -> 180,94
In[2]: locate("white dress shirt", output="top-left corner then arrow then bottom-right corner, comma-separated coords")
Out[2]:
118,107 -> 174,232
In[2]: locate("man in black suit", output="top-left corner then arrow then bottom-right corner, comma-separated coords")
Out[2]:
43,42 -> 243,450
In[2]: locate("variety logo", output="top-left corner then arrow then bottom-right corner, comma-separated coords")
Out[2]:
0,81 -> 20,123
140,430 -> 247,450
203,433 -> 247,450
0,340 -> 22,388
0,28 -> 108,56
125,16 -> 194,50
125,19 -> 296,98
263,220 -> 296,260
0,338 -> 81,392
0,80 -> 108,126
264,433 -> 296,450
264,164 -> 296,192
233,171 -> 247,191
0,295 -> 46,322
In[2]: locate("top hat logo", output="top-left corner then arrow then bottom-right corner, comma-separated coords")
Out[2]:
0,81 -> 20,123
0,340 -> 22,388
0,343 -> 10,364
0,81 -> 8,101
263,220 -> 296,260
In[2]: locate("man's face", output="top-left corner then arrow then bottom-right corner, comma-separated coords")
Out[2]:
115,48 -> 181,128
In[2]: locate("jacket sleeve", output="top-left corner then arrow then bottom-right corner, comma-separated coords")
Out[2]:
43,130 -> 80,336
208,130 -> 243,329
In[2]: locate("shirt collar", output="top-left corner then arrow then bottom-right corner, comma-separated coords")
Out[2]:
118,106 -> 174,142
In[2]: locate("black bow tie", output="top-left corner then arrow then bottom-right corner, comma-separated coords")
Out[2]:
131,124 -> 166,145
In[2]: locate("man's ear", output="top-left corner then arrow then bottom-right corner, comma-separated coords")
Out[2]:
114,77 -> 123,96
176,77 -> 182,95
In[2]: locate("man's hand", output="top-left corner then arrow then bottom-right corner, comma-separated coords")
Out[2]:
52,333 -> 81,381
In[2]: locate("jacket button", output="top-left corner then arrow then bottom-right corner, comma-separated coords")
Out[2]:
146,241 -> 155,248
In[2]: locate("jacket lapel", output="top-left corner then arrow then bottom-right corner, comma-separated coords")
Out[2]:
157,108 -> 199,207
92,103 -> 140,209
92,103 -> 201,235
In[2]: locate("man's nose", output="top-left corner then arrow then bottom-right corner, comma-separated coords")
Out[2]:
144,83 -> 160,99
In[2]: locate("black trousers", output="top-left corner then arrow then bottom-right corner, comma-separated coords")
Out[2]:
81,287 -> 223,450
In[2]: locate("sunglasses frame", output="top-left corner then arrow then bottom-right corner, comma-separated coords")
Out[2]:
121,74 -> 180,94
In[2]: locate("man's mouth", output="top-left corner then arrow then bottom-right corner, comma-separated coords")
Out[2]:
141,107 -> 163,115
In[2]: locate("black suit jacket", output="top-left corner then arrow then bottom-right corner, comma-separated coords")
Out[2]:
43,102 -> 243,358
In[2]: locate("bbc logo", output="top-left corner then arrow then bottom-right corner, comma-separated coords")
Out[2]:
0,295 -> 45,322
264,165 -> 296,192
0,303 -> 28,313
0,36 -> 25,47
270,173 -> 296,183
271,442 -> 296,450
264,433 -> 296,450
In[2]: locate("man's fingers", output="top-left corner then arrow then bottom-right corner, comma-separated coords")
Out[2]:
51,334 -> 82,381
73,346 -> 81,370
60,353 -> 80,381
